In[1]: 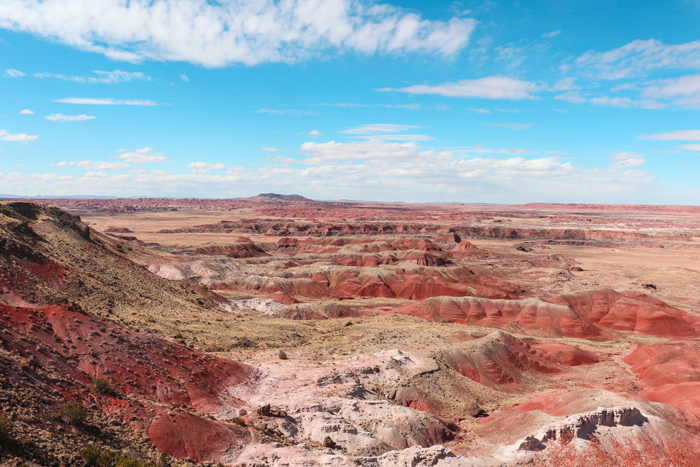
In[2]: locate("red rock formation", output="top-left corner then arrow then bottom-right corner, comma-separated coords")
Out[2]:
388,296 -> 606,338
443,331 -> 599,390
266,291 -> 300,305
389,289 -> 700,339
453,241 -> 478,251
0,303 -> 254,414
546,289 -> 700,338
624,341 -> 700,419
0,302 -> 256,463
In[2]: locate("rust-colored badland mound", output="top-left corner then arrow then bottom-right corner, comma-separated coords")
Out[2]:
389,289 -> 700,339
443,331 -> 598,390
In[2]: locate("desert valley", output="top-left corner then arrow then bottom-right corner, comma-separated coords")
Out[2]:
1,195 -> 700,466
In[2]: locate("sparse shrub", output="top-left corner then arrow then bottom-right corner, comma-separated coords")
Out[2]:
345,321 -> 353,327
173,333 -> 184,339
53,333 -> 63,343
233,417 -> 246,426
80,443 -> 102,465
0,414 -> 13,447
20,361 -> 31,371
60,401 -> 87,425
158,452 -> 171,467
92,377 -> 114,395
278,350 -> 288,360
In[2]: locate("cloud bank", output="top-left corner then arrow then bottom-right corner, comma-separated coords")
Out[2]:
0,0 -> 476,66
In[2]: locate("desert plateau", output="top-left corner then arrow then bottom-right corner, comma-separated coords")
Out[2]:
0,196 -> 699,466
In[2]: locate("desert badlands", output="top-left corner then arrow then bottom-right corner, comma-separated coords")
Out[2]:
2,196 -> 700,466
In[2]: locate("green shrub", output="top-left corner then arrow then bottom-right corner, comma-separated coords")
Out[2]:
173,333 -> 184,339
92,377 -> 114,395
232,417 -> 246,426
0,414 -> 13,447
60,401 -> 87,425
345,321 -> 353,326
278,350 -> 288,360
80,443 -> 102,465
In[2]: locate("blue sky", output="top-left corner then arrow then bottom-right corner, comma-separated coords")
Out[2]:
1,0 -> 700,203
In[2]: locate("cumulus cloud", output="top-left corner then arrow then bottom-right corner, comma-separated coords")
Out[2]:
0,0 -> 476,66
0,129 -> 38,141
379,76 -> 538,100
115,148 -> 166,163
187,162 -> 226,173
4,68 -> 24,77
56,160 -> 130,170
607,152 -> 646,169
45,113 -> 96,122
575,39 -> 700,80
34,70 -> 150,84
638,130 -> 700,141
53,97 -> 158,106
307,129 -> 322,137
19,109 -> 34,114
0,138 -> 661,203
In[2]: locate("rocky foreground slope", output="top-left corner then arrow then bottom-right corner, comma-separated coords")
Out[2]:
2,200 -> 700,466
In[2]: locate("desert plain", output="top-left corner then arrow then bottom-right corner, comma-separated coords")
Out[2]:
2,195 -> 700,466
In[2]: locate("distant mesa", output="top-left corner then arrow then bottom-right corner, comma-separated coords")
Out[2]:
250,193 -> 314,202
105,226 -> 133,233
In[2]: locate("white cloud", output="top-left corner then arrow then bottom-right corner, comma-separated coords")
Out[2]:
307,129 -> 322,137
466,108 -> 490,114
575,39 -> 700,80
639,75 -> 700,108
262,147 -> 287,152
484,122 -> 532,131
341,123 -> 420,134
53,98 -> 158,106
179,74 -> 189,82
33,70 -> 150,84
0,129 -> 38,141
315,103 -> 421,110
45,113 -> 96,122
187,162 -> 225,170
541,30 -> 561,39
638,130 -> 700,141
257,109 -> 319,116
380,76 -> 538,100
353,134 -> 433,141
0,138 -> 662,203
678,144 -> 700,151
548,77 -> 580,92
607,152 -> 645,169
4,68 -> 25,77
19,109 -> 34,115
0,0 -> 476,66
56,160 -> 130,170
554,91 -> 666,110
115,147 -> 166,163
